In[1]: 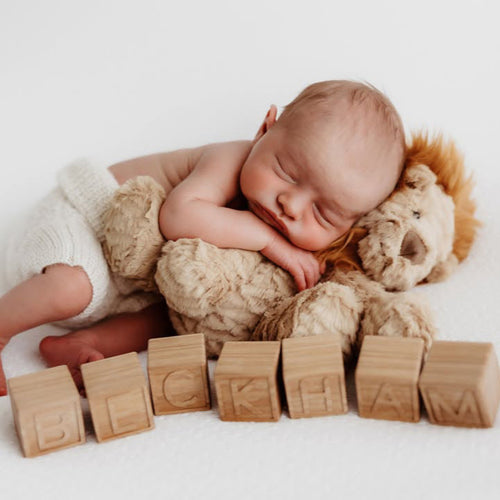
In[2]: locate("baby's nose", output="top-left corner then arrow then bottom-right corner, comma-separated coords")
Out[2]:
277,192 -> 306,220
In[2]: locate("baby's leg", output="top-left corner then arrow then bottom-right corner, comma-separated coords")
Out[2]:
39,302 -> 172,391
0,264 -> 93,396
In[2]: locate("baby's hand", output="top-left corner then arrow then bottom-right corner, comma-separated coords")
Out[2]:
261,234 -> 325,291
287,248 -> 324,291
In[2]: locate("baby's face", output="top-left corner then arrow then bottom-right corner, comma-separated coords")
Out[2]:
240,114 -> 401,251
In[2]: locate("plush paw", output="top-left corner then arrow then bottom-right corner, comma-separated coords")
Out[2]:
156,239 -> 294,318
252,281 -> 362,358
156,238 -> 296,357
360,292 -> 437,352
103,176 -> 166,292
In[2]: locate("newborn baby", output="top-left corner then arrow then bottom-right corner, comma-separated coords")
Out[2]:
0,80 -> 405,393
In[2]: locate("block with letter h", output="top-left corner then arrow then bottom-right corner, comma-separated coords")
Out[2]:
282,334 -> 347,418
8,365 -> 85,457
148,333 -> 211,415
81,352 -> 154,442
214,341 -> 281,422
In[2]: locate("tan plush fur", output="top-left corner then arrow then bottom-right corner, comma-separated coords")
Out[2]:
102,133 -> 479,358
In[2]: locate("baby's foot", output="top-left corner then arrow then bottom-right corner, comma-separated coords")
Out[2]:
39,335 -> 104,392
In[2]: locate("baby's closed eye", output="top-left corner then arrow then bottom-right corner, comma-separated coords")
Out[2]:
275,157 -> 296,184
313,204 -> 333,227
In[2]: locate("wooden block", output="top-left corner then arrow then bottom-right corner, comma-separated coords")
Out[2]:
81,352 -> 154,442
8,365 -> 85,457
214,341 -> 281,422
419,341 -> 500,428
148,333 -> 211,415
355,336 -> 424,422
282,334 -> 347,418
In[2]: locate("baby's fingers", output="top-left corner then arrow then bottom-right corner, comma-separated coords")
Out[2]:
304,269 -> 320,289
301,262 -> 320,289
320,260 -> 326,274
293,271 -> 307,292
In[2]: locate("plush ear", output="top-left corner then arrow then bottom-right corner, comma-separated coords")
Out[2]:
425,253 -> 459,283
402,163 -> 437,192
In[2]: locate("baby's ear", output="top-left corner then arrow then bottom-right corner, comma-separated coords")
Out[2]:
254,105 -> 278,142
402,164 -> 437,192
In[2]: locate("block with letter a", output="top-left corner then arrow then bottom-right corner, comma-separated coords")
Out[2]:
81,352 -> 154,442
355,336 -> 424,423
8,365 -> 85,457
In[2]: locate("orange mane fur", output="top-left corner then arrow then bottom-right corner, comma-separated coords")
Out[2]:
315,132 -> 480,270
405,132 -> 480,262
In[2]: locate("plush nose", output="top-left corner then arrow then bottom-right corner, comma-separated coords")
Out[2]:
400,230 -> 426,264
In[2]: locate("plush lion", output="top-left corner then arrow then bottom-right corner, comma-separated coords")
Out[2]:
103,133 -> 480,360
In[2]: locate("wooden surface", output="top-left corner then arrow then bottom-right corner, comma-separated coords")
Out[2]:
81,352 -> 154,442
214,341 -> 282,422
8,365 -> 85,457
355,336 -> 424,422
282,334 -> 347,418
148,333 -> 211,415
419,341 -> 500,427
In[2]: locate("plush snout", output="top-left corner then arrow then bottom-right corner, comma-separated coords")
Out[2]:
400,230 -> 426,265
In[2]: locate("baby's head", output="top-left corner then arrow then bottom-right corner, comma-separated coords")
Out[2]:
240,80 -> 405,251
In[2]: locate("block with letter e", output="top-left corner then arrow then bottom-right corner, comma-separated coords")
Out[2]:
148,333 -> 211,415
282,334 -> 347,418
355,335 -> 424,423
419,341 -> 500,428
81,352 -> 154,442
214,341 -> 281,422
8,365 -> 85,457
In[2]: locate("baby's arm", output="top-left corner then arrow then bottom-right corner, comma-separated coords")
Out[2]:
159,143 -> 321,290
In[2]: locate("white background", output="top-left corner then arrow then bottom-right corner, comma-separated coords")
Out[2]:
1,1 -> 500,499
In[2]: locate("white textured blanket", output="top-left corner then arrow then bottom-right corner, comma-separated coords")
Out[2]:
1,1 -> 499,498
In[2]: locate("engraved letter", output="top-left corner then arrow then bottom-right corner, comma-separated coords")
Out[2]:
163,368 -> 207,409
299,376 -> 335,414
35,407 -> 78,451
107,388 -> 150,435
370,383 -> 403,417
428,389 -> 482,425
230,378 -> 269,417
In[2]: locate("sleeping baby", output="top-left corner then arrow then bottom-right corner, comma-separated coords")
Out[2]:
0,80 -> 405,393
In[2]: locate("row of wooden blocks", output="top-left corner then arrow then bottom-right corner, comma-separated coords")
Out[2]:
8,333 -> 500,457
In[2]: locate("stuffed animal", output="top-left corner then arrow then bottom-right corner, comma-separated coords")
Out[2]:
103,133 -> 480,360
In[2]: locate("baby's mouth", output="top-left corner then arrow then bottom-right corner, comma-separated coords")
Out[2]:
252,202 -> 288,235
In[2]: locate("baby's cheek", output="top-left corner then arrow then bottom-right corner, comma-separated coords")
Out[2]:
255,169 -> 275,192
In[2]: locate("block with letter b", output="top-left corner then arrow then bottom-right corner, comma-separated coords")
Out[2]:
355,335 -> 424,423
8,365 -> 85,457
81,352 -> 154,442
419,341 -> 500,428
214,341 -> 281,422
282,334 -> 347,418
148,333 -> 211,415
